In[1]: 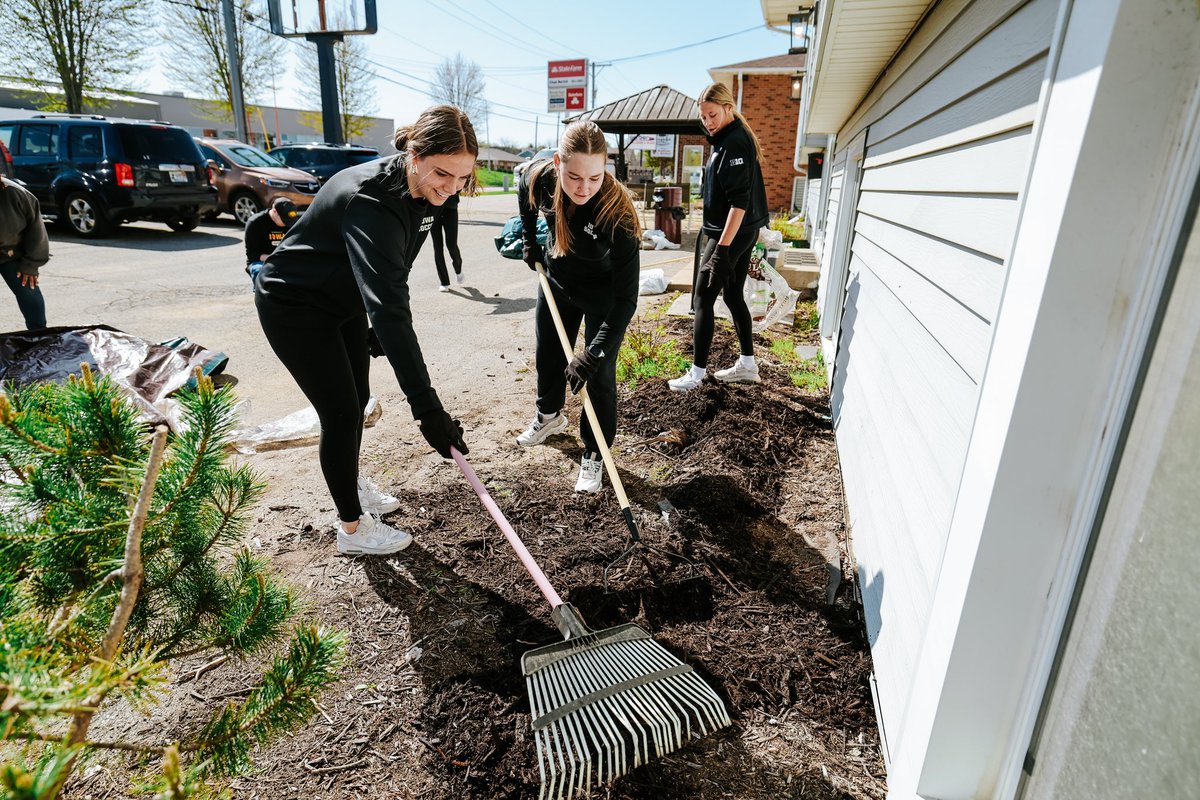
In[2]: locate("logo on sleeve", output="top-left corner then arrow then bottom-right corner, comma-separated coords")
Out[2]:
728,157 -> 744,166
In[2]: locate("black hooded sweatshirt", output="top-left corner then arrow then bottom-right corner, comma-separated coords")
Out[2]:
517,164 -> 639,355
256,154 -> 445,419
701,117 -> 769,237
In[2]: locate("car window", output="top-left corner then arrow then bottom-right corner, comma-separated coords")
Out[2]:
308,150 -> 338,166
225,145 -> 285,168
19,125 -> 58,157
114,124 -> 201,163
0,125 -> 13,151
198,144 -> 229,168
68,126 -> 102,160
277,149 -> 308,167
348,152 -> 380,166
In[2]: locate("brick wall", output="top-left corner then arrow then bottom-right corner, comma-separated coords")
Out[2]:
732,73 -> 802,213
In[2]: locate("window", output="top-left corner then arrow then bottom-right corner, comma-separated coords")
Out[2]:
19,125 -> 58,157
68,126 -> 102,160
225,145 -> 285,168
199,144 -> 229,168
0,125 -> 13,151
347,151 -> 379,166
114,124 -> 200,163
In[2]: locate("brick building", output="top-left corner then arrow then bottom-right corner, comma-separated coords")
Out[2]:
708,54 -> 807,213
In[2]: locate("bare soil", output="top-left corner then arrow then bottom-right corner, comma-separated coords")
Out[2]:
67,310 -> 886,800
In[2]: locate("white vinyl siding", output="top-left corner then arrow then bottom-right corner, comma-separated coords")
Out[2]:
823,0 -> 1056,756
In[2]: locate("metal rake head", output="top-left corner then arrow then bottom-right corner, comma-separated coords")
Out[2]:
522,604 -> 731,799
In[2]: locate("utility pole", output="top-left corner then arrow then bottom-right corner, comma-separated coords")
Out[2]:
589,61 -> 611,109
222,0 -> 249,143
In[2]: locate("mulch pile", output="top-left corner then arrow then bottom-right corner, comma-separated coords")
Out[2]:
67,318 -> 887,800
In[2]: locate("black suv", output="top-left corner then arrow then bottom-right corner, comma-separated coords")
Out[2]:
267,143 -> 381,184
0,115 -> 218,237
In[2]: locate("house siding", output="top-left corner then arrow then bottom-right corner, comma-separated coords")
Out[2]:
818,0 -> 1056,758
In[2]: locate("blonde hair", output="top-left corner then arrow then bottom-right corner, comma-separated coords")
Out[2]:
393,105 -> 480,194
699,82 -> 763,165
527,120 -> 641,258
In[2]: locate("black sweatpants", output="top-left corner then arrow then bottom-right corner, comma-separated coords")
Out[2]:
256,296 -> 371,523
534,280 -> 624,454
691,226 -> 757,367
430,205 -> 462,287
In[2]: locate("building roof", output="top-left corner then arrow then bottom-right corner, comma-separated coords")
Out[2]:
565,85 -> 702,135
709,53 -> 806,86
476,146 -> 523,163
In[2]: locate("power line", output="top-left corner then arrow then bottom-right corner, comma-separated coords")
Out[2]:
605,25 -> 763,64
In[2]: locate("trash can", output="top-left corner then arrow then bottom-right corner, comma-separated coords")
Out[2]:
653,186 -> 685,244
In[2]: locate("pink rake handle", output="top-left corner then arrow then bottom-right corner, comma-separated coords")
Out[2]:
450,446 -> 564,610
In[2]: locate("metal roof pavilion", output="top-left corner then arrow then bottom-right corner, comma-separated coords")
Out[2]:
564,85 -> 702,135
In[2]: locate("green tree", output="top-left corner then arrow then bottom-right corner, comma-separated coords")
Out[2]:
297,27 -> 379,142
0,0 -> 149,113
0,367 -> 343,798
159,0 -> 284,129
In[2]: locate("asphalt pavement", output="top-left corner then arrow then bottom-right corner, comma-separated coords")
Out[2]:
12,193 -> 694,428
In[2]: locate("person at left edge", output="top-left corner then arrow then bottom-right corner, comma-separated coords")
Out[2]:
0,175 -> 49,330
255,105 -> 475,557
244,197 -> 300,291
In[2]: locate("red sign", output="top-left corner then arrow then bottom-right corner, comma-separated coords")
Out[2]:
565,87 -> 586,111
548,59 -> 588,88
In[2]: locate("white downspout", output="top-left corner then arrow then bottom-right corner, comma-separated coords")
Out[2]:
736,70 -> 744,110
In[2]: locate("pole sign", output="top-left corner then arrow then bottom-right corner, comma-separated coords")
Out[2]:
548,59 -> 588,113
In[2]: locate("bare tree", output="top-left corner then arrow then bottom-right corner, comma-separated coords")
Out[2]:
159,0 -> 284,127
430,53 -> 488,137
0,0 -> 149,113
297,31 -> 379,143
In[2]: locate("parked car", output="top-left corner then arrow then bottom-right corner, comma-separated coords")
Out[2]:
0,140 -> 12,181
195,138 -> 320,225
267,143 -> 381,184
0,114 -> 217,237
512,147 -> 556,185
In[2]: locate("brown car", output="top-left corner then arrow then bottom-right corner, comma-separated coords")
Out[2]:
195,138 -> 320,224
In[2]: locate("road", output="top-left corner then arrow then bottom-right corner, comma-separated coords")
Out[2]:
12,192 -> 693,428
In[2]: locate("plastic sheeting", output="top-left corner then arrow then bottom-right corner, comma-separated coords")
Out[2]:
0,325 -> 228,430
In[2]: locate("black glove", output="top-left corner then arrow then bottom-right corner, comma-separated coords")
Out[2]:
417,409 -> 468,458
367,327 -> 384,358
697,244 -> 731,292
564,347 -> 602,395
522,241 -> 544,272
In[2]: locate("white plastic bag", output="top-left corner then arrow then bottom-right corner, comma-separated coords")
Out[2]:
638,268 -> 668,295
229,396 -> 381,454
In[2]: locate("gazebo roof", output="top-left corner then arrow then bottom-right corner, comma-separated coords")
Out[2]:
565,85 -> 702,135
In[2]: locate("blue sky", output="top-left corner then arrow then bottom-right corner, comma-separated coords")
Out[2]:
142,0 -> 790,148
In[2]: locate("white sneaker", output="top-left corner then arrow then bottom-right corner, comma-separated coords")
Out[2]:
714,362 -> 761,384
337,513 -> 412,555
575,453 -> 604,493
439,285 -> 450,293
668,371 -> 705,392
516,411 -> 568,447
358,476 -> 401,515
455,271 -> 465,285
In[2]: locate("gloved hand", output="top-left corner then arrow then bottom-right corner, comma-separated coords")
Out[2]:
522,241 -> 544,272
367,327 -> 384,358
564,348 -> 602,395
697,244 -> 731,292
418,409 -> 468,458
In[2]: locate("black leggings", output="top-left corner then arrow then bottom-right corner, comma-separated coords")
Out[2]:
431,205 -> 462,287
534,281 -> 624,454
256,298 -> 371,523
691,227 -> 757,367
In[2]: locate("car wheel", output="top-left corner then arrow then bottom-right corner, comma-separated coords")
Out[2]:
62,191 -> 112,238
166,215 -> 201,233
232,192 -> 262,225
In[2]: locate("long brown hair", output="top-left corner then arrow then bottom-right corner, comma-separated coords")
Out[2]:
527,120 -> 641,258
699,82 -> 763,165
393,105 -> 480,194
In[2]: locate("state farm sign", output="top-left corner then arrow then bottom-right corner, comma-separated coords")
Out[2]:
547,59 -> 587,88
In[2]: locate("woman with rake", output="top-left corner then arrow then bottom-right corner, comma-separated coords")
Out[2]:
669,82 -> 770,392
255,105 -> 475,556
515,120 -> 642,493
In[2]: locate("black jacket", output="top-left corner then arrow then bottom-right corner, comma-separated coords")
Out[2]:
243,208 -> 290,267
701,117 -> 769,237
256,155 -> 445,418
0,178 -> 49,276
518,164 -> 639,354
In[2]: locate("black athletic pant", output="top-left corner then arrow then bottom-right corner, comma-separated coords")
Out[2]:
256,297 -> 371,523
691,226 -> 757,367
431,205 -> 462,287
534,280 -> 624,454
